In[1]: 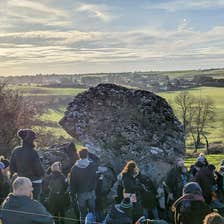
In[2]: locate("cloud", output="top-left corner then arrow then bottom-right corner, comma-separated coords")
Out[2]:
0,0 -> 71,30
8,0 -> 67,17
1,25 -> 224,69
146,0 -> 224,12
76,3 -> 113,21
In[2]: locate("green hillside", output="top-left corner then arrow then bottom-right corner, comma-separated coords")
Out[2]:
8,85 -> 224,150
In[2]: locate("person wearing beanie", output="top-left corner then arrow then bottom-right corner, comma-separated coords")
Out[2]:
103,198 -> 133,224
172,182 -> 211,224
10,129 -> 45,200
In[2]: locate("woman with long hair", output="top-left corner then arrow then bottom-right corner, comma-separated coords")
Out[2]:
121,160 -> 143,222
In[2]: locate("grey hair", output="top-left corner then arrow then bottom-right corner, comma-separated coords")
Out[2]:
12,177 -> 32,192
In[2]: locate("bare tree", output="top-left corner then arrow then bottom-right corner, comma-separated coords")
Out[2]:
0,83 -> 38,156
174,91 -> 215,153
190,95 -> 215,153
174,91 -> 195,137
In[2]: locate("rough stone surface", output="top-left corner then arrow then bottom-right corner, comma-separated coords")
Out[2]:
38,142 -> 77,174
59,83 -> 185,204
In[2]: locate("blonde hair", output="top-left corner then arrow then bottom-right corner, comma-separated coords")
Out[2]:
51,161 -> 61,172
121,160 -> 138,176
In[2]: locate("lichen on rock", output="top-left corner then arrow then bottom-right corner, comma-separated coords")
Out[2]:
59,83 -> 185,187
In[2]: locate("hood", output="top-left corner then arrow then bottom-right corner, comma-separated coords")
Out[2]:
172,193 -> 204,211
3,194 -> 31,210
75,158 -> 90,168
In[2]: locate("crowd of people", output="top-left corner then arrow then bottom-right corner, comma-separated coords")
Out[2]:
0,128 -> 223,224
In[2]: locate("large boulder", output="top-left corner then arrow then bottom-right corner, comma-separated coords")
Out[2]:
38,142 -> 78,174
60,83 -> 185,200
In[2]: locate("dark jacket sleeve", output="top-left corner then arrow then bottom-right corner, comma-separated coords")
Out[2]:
32,201 -> 54,224
9,150 -> 17,176
32,151 -> 45,178
166,168 -> 177,194
70,166 -> 77,196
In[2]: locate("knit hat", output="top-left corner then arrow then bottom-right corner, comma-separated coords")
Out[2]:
17,129 -> 36,141
1,158 -> 9,169
196,156 -> 206,165
0,162 -> 5,170
183,182 -> 202,195
120,198 -> 133,210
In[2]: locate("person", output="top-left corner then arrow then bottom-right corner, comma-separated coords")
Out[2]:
203,212 -> 224,224
195,164 -> 216,204
197,153 -> 209,167
189,160 -> 205,179
45,162 -> 68,224
70,147 -> 98,224
172,182 -> 211,224
103,197 -> 133,224
121,160 -> 144,222
138,174 -> 159,219
10,129 -> 45,200
0,177 -> 54,224
166,158 -> 189,203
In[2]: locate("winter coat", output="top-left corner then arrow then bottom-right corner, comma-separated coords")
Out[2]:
172,193 -> 211,224
10,144 -> 45,181
45,171 -> 69,213
138,174 -> 157,210
104,205 -> 132,224
122,173 -> 144,194
166,167 -> 189,201
70,158 -> 97,195
195,166 -> 216,204
0,193 -> 54,224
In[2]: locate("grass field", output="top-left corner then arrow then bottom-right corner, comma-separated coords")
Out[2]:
9,85 -> 223,151
9,85 -> 84,96
185,154 -> 223,168
159,87 -> 224,145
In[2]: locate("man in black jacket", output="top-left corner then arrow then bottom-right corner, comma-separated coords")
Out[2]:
0,177 -> 54,224
10,129 -> 45,200
70,147 -> 98,224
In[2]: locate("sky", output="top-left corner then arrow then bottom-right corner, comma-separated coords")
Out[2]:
0,0 -> 224,76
